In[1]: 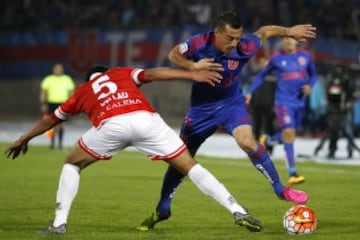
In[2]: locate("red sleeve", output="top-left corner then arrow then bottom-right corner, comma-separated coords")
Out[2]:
52,91 -> 79,121
130,68 -> 145,85
49,112 -> 64,123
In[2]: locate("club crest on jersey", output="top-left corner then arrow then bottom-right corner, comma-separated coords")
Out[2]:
298,56 -> 307,66
228,60 -> 239,70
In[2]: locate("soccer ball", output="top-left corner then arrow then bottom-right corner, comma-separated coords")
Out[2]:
283,205 -> 317,235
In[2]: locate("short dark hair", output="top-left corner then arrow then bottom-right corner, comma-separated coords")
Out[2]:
214,11 -> 242,30
85,65 -> 109,82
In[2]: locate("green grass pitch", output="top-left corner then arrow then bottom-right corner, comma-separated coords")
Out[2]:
1,143 -> 360,240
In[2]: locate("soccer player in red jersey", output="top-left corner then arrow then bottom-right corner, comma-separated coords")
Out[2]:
5,66 -> 263,233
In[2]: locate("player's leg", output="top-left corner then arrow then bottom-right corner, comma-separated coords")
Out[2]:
137,112 -> 217,230
282,127 -> 305,184
222,98 -> 308,203
223,100 -> 285,196
135,112 -> 262,232
232,124 -> 283,193
263,105 -> 287,146
40,143 -> 97,234
286,106 -> 305,184
232,125 -> 308,204
167,151 -> 262,232
41,119 -> 129,234
156,116 -> 217,211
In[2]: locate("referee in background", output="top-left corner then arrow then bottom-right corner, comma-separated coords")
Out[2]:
40,63 -> 75,149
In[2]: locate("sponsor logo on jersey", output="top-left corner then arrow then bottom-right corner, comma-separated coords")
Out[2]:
298,56 -> 307,66
284,115 -> 291,124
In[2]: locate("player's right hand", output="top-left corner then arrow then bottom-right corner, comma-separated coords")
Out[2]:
4,139 -> 28,160
193,58 -> 224,72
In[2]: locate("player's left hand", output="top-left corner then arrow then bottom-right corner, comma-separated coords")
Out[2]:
302,84 -> 311,96
192,70 -> 222,86
4,139 -> 29,160
288,24 -> 316,42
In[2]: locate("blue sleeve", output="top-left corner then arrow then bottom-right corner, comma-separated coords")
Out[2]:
182,33 -> 205,60
238,34 -> 261,56
183,38 -> 194,59
307,56 -> 317,87
248,59 -> 275,94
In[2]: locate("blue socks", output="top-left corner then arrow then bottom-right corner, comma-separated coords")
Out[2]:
156,167 -> 184,214
155,142 -> 290,213
270,131 -> 297,176
248,143 -> 285,196
284,143 -> 296,176
270,132 -> 282,145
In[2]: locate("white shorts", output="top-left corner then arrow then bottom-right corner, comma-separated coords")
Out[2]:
78,111 -> 187,160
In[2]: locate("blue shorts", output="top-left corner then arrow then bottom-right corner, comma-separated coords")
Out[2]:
180,96 -> 251,156
274,104 -> 304,130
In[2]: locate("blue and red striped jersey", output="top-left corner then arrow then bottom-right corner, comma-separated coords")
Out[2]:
181,31 -> 261,106
249,49 -> 317,106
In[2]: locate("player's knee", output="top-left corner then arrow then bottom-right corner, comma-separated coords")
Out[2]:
168,151 -> 197,175
237,137 -> 256,152
65,154 -> 80,165
64,150 -> 88,168
282,128 -> 296,142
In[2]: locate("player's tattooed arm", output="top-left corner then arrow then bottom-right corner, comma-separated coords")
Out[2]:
143,68 -> 222,86
255,24 -> 316,44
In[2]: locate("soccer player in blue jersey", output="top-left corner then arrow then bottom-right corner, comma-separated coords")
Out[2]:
246,37 -> 317,185
137,11 -> 316,231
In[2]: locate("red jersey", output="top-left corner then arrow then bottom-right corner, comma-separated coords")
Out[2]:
52,67 -> 156,127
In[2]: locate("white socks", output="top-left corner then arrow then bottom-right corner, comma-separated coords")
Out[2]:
52,163 -> 246,227
187,164 -> 247,214
53,163 -> 80,227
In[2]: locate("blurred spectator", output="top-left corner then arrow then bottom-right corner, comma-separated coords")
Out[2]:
314,64 -> 360,158
303,75 -> 327,136
1,0 -> 358,42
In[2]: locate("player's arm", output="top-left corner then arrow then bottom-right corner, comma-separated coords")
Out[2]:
168,44 -> 224,72
307,56 -> 317,87
245,60 -> 275,104
39,89 -> 48,113
4,116 -> 62,159
255,24 -> 316,45
142,67 -> 222,86
302,55 -> 317,96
